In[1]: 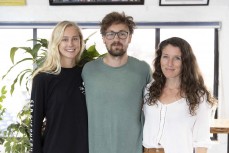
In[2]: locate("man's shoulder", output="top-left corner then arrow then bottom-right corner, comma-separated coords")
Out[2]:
128,56 -> 150,67
84,58 -> 101,66
82,58 -> 101,73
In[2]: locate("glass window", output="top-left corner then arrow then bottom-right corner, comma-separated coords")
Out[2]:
0,29 -> 33,131
37,29 -> 52,40
129,29 -> 155,66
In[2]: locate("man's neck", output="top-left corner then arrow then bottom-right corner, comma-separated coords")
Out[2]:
103,53 -> 128,67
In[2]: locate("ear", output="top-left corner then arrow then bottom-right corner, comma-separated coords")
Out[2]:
102,36 -> 106,44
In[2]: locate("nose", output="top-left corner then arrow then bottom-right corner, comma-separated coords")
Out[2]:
68,39 -> 74,46
168,58 -> 173,66
113,33 -> 120,40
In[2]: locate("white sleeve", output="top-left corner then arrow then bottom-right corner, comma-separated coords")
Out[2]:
193,98 -> 212,148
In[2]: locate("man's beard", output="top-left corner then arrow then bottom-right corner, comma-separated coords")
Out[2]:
107,42 -> 126,57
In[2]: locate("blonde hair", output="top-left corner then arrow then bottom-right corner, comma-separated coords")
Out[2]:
33,21 -> 84,77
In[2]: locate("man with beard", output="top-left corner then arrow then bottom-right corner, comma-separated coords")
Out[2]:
82,11 -> 152,153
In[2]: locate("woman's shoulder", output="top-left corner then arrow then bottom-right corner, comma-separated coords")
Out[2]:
33,72 -> 55,82
196,96 -> 214,114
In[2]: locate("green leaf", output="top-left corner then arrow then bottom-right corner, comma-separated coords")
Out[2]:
19,69 -> 31,85
35,55 -> 46,69
2,57 -> 33,80
10,47 -> 19,64
10,47 -> 32,64
29,38 -> 48,48
31,43 -> 42,58
87,45 -> 100,57
10,77 -> 18,95
1,86 -> 7,94
25,80 -> 30,92
1,95 -> 6,99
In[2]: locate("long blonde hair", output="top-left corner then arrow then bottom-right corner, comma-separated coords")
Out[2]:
33,21 -> 84,77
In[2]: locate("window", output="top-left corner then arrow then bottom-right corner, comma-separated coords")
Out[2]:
0,29 -> 33,131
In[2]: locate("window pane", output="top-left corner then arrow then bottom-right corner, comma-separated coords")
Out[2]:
129,29 -> 155,66
0,29 -> 33,131
37,29 -> 52,40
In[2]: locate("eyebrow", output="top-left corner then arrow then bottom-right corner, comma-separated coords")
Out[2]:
62,35 -> 79,38
106,30 -> 128,33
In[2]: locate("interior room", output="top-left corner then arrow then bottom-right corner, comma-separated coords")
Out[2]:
0,0 -> 229,152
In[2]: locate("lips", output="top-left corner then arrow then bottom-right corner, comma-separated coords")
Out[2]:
66,49 -> 75,52
166,68 -> 175,71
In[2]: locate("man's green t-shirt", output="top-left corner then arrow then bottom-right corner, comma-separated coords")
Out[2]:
82,56 -> 151,153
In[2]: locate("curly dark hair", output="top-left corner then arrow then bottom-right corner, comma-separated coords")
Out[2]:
100,11 -> 136,35
146,37 -> 215,115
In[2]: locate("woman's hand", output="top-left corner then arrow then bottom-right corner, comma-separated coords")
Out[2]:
195,147 -> 207,153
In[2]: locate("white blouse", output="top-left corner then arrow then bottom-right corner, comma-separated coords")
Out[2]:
143,83 -> 212,153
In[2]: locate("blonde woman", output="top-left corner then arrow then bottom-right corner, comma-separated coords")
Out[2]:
30,21 -> 88,153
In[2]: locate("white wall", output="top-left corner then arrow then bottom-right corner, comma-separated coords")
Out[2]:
0,0 -> 229,152
0,0 -> 227,22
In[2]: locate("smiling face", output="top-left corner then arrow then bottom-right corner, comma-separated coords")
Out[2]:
58,26 -> 81,66
102,23 -> 132,57
160,44 -> 182,80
